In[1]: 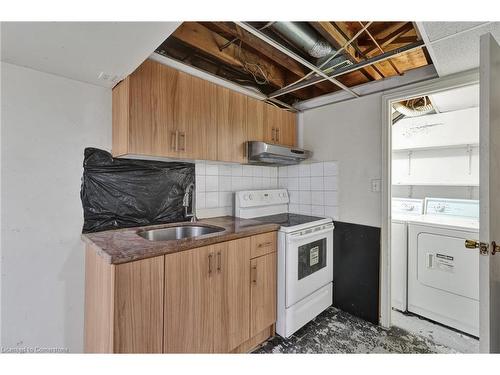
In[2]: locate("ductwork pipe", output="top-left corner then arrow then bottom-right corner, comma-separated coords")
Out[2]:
393,100 -> 434,117
271,22 -> 334,58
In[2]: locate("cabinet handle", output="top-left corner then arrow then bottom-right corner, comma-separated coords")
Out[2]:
258,241 -> 272,248
217,251 -> 221,273
178,131 -> 186,152
208,253 -> 213,275
171,131 -> 178,151
276,128 -> 280,143
175,130 -> 180,152
271,128 -> 276,142
251,265 -> 257,285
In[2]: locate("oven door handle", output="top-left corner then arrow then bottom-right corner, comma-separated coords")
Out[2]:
288,225 -> 333,242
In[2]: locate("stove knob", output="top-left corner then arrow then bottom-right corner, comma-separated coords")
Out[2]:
243,194 -> 249,201
248,194 -> 254,201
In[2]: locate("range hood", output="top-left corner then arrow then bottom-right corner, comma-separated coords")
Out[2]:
247,141 -> 312,165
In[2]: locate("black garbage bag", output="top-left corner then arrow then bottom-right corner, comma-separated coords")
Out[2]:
80,148 -> 194,233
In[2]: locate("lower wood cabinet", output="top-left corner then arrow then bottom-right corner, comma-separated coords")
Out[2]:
164,238 -> 251,353
84,232 -> 277,353
250,252 -> 277,337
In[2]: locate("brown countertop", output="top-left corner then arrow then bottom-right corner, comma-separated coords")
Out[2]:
82,216 -> 280,265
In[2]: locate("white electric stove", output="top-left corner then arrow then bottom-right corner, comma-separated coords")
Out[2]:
234,189 -> 334,338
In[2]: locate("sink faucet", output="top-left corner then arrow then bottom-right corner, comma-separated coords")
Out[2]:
183,182 -> 197,223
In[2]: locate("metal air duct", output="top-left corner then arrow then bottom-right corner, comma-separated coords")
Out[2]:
271,22 -> 334,58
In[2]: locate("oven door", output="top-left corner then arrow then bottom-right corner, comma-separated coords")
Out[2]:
285,223 -> 334,307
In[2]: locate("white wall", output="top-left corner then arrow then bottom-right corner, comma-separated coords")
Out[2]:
1,62 -> 111,352
302,94 -> 383,228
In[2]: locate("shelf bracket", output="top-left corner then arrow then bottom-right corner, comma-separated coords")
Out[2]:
407,151 -> 413,176
467,144 -> 473,175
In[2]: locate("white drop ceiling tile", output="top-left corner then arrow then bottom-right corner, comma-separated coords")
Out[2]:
422,22 -> 488,42
428,84 -> 479,113
428,22 -> 500,76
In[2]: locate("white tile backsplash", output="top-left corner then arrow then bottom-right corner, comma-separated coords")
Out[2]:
279,161 -> 339,220
205,163 -> 219,176
205,175 -> 219,192
196,162 -> 278,218
195,161 -> 338,220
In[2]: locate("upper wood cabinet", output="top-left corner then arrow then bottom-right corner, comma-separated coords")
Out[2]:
112,59 -> 297,163
217,88 -> 248,163
246,97 -> 266,143
113,60 -> 217,160
264,104 -> 297,147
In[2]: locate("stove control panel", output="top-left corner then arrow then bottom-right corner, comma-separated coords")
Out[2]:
234,189 -> 289,218
237,189 -> 289,207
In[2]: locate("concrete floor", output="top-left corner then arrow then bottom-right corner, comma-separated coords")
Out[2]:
253,306 -> 461,354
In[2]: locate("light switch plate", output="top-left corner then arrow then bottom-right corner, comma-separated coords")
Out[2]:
371,179 -> 381,192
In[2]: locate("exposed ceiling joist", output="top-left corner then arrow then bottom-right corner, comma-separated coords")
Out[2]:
310,21 -> 383,81
235,21 -> 360,98
361,22 -> 414,56
155,21 -> 434,107
172,22 -> 287,89
268,40 -> 425,98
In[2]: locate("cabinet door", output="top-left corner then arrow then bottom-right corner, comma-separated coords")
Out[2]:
173,72 -> 218,160
113,255 -> 164,353
250,253 -> 277,337
213,238 -> 251,352
264,104 -> 280,144
247,97 -> 266,142
164,246 -> 215,353
217,87 -> 247,163
280,111 -> 297,147
128,59 -> 178,158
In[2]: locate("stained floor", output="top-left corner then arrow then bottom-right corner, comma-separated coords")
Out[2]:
253,307 -> 459,354
391,309 -> 479,353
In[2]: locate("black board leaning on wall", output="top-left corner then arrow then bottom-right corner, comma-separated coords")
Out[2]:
333,221 -> 381,325
80,148 -> 194,233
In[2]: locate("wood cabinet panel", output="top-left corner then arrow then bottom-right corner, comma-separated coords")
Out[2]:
164,245 -> 214,353
250,231 -> 277,259
214,238 -> 251,352
264,104 -> 280,144
128,59 -> 178,158
113,59 -> 296,160
217,87 -> 247,163
189,77 -> 218,160
84,245 -> 115,353
264,104 -> 297,146
113,255 -> 164,353
250,252 -> 277,337
247,97 -> 266,142
280,110 -> 298,147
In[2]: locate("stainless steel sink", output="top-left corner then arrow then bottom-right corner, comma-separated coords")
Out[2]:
137,225 -> 225,242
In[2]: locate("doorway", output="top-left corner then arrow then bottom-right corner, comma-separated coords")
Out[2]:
380,71 -> 481,352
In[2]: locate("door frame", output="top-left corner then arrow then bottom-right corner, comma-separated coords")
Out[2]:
379,69 -> 479,328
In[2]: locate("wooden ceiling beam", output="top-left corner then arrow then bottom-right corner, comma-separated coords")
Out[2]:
361,22 -> 414,56
310,21 -> 383,81
203,22 -> 308,79
172,22 -> 287,88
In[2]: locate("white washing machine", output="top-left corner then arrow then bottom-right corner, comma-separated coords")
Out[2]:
391,198 -> 424,312
407,198 -> 479,336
